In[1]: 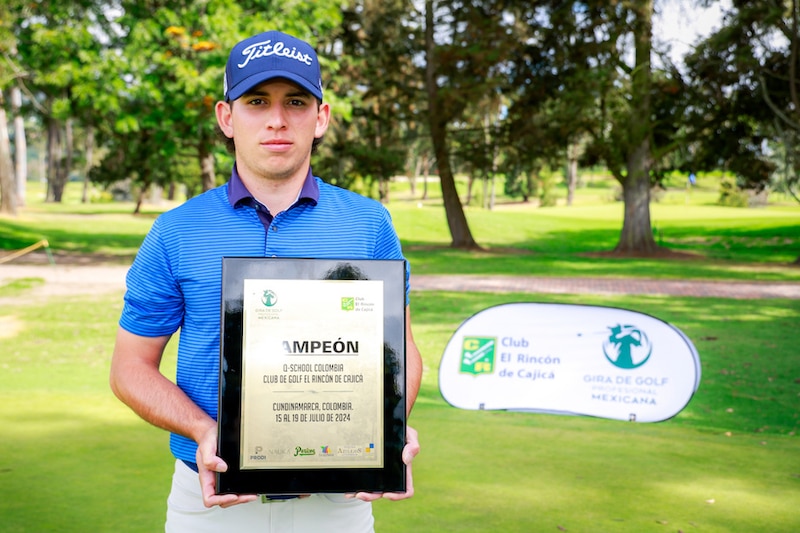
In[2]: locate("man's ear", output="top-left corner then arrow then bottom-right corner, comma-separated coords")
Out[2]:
216,101 -> 234,139
315,101 -> 331,139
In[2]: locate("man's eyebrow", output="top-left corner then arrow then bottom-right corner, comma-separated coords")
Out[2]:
243,88 -> 312,99
285,89 -> 312,99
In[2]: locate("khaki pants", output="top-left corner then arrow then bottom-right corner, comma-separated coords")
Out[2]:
165,460 -> 375,532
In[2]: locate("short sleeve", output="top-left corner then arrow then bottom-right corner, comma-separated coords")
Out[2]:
119,218 -> 185,337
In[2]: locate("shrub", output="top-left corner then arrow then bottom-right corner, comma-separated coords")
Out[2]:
718,176 -> 749,207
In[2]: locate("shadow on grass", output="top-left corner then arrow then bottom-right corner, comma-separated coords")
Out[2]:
403,222 -> 800,281
0,218 -> 145,260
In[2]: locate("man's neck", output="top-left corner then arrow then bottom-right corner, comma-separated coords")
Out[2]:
239,169 -> 308,215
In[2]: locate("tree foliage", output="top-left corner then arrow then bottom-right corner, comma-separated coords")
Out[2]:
11,0 -> 111,202
315,0 -> 423,201
1,0 -> 797,258
685,0 -> 799,197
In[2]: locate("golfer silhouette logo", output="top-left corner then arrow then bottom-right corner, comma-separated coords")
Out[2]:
602,324 -> 652,369
261,290 -> 278,307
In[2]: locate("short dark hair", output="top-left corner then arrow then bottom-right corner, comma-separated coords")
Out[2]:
217,99 -> 325,155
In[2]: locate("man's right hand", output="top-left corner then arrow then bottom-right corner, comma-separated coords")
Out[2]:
196,424 -> 258,508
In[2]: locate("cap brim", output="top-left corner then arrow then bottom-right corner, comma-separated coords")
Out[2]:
226,70 -> 322,101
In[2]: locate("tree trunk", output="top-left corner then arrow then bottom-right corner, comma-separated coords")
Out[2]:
379,177 -> 389,203
421,152 -> 429,200
374,104 -> 389,204
46,118 -> 58,202
134,187 -> 145,215
199,141 -> 215,192
524,169 -> 537,203
615,143 -> 658,253
82,125 -> 94,203
133,174 -> 151,215
11,87 -> 26,207
425,0 -> 478,249
566,142 -> 578,207
408,154 -> 419,196
47,118 -> 71,203
614,0 -> 657,253
485,113 -> 497,211
62,119 -> 74,200
0,90 -> 17,216
429,116 -> 476,248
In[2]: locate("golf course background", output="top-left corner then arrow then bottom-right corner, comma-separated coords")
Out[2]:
1,176 -> 798,532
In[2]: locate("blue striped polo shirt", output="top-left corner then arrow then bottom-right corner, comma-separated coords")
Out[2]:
119,168 -> 409,463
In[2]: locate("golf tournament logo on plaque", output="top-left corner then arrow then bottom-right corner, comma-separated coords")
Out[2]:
261,289 -> 278,307
341,296 -> 355,311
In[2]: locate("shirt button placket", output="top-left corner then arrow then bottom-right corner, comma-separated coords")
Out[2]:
266,213 -> 278,256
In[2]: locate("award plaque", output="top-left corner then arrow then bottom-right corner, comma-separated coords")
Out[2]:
217,257 -> 407,495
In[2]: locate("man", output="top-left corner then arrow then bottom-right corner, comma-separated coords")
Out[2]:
110,29 -> 422,532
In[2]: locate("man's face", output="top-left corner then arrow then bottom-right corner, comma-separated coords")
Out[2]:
216,79 -> 329,183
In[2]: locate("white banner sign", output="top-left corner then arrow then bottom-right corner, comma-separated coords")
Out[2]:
439,303 -> 701,422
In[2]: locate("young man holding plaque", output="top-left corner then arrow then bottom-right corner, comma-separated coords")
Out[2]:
110,29 -> 422,532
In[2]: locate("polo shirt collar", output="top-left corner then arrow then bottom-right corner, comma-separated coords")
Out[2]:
227,165 -> 319,208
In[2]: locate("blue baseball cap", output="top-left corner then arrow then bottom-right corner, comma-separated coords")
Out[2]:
224,30 -> 323,102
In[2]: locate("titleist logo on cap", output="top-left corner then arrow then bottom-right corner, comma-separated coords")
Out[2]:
237,39 -> 314,69
224,30 -> 323,102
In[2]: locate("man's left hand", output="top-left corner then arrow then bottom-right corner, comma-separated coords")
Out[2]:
349,425 -> 420,502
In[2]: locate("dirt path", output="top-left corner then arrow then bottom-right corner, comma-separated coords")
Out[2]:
411,274 -> 800,299
0,264 -> 129,303
2,264 -> 799,303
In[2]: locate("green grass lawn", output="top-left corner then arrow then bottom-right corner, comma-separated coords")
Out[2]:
1,179 -> 799,531
391,202 -> 800,281
0,287 -> 798,532
3,182 -> 800,280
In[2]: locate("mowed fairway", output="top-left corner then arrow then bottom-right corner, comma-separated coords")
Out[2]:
0,286 -> 798,532
1,190 -> 799,532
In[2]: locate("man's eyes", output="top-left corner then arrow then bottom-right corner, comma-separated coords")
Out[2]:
246,97 -> 306,107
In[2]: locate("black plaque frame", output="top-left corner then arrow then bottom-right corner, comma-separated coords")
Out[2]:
217,257 -> 407,495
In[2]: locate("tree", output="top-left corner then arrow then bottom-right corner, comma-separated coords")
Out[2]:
322,0 -> 421,201
13,0 -> 113,202
424,1 -> 477,248
563,0 -> 665,254
424,0 -> 528,248
10,87 -> 26,206
95,0 -> 344,207
0,90 -> 16,215
0,0 -> 25,215
501,1 -> 593,206
109,1 -> 231,197
614,0 -> 660,253
686,0 -> 799,194
747,0 -> 800,196
505,1 -> 712,253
